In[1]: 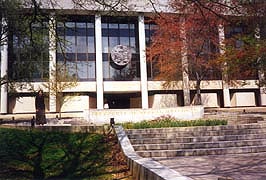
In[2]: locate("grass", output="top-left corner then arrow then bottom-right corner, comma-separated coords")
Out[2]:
121,115 -> 227,129
0,127 -> 132,180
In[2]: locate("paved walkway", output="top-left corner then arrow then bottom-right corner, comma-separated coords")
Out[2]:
155,152 -> 266,180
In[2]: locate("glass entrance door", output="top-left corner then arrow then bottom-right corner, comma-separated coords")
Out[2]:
105,94 -> 130,109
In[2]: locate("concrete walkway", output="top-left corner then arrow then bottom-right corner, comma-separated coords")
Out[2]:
155,152 -> 266,180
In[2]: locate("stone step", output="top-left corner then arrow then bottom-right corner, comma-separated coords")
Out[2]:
129,133 -> 266,144
125,123 -> 266,135
127,128 -> 266,139
203,113 -> 265,125
258,121 -> 266,125
132,139 -> 266,151
136,145 -> 266,157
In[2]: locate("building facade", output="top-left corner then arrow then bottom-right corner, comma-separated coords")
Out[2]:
0,1 -> 265,114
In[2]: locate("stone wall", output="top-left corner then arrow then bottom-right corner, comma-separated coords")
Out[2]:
84,106 -> 204,125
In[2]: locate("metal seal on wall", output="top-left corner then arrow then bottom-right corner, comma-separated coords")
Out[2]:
111,45 -> 132,67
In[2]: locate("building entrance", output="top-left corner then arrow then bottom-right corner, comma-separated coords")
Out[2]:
105,94 -> 130,109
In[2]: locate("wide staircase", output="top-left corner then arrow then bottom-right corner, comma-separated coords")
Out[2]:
125,120 -> 266,158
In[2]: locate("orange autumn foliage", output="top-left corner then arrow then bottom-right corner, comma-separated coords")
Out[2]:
146,1 -> 226,83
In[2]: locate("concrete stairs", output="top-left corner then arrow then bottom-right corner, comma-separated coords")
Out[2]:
125,122 -> 266,158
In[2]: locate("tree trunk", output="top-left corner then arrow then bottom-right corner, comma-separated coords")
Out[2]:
193,73 -> 202,105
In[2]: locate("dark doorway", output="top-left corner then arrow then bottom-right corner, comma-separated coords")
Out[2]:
105,94 -> 130,109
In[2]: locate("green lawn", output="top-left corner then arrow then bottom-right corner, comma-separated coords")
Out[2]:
0,127 -> 131,180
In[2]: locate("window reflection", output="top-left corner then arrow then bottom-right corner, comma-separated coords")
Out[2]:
145,21 -> 158,80
56,17 -> 95,80
10,22 -> 49,81
102,16 -> 140,81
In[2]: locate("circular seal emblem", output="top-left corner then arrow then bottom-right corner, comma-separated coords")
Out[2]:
111,45 -> 132,66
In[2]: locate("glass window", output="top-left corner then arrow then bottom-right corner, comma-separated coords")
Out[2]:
120,37 -> 129,46
87,28 -> 94,36
65,36 -> 76,53
76,28 -> 86,36
57,36 -> 65,53
77,36 -> 87,53
102,29 -> 109,36
65,53 -> 75,61
77,53 -> 87,61
65,22 -> 75,36
109,23 -> 118,28
109,28 -> 119,37
88,53 -> 95,61
145,21 -> 158,79
9,22 -> 49,81
130,29 -> 135,37
88,37 -> 95,53
56,16 -> 95,81
66,61 -> 77,77
120,24 -> 128,29
88,61 -> 96,79
109,37 -> 119,49
101,16 -> 140,81
120,29 -> 129,37
101,23 -> 108,28
130,37 -> 136,53
87,22 -> 94,28
77,61 -> 88,79
103,61 -> 110,79
76,22 -> 86,28
102,37 -> 109,53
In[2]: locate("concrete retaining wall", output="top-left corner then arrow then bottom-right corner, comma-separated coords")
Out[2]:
1,124 -> 110,134
85,106 -> 204,125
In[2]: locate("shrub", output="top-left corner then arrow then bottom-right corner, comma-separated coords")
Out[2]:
121,115 -> 227,129
0,128 -> 109,179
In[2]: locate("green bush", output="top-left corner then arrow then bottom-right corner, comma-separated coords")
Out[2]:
121,115 -> 227,129
0,127 -> 110,179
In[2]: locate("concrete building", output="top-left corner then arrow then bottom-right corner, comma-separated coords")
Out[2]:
0,0 -> 264,115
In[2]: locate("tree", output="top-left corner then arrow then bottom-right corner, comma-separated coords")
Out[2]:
1,0 -> 52,91
146,0 -> 266,105
43,63 -> 78,119
219,1 -> 266,86
147,1 -> 228,105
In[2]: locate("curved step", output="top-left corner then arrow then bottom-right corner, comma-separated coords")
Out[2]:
129,133 -> 266,144
127,128 -> 266,139
133,139 -> 266,151
137,145 -> 266,157
125,123 -> 266,135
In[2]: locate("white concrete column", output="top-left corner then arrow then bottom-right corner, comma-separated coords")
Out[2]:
219,24 -> 231,107
95,14 -> 104,109
255,26 -> 266,106
180,18 -> 190,106
49,15 -> 57,112
258,63 -> 266,105
260,87 -> 266,106
1,18 -> 8,114
138,15 -> 149,109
